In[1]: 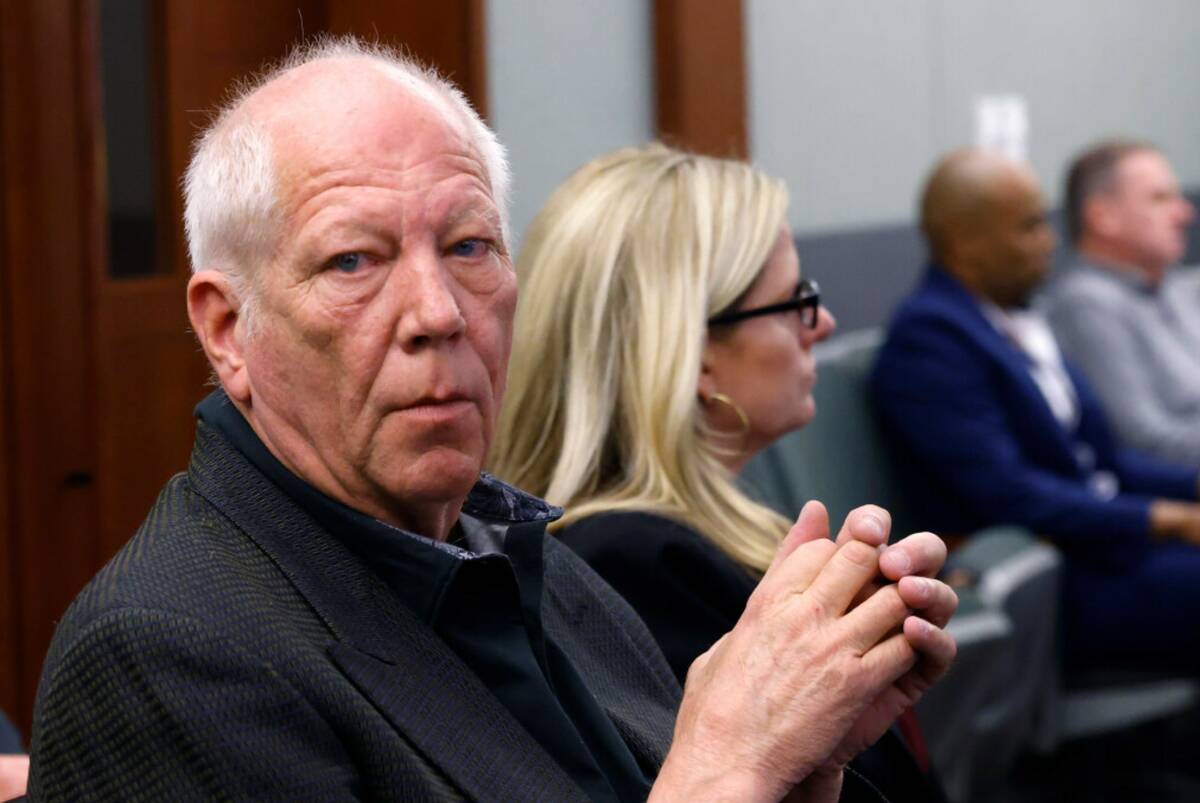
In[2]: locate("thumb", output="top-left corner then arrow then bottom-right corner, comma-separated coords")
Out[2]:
769,499 -> 830,573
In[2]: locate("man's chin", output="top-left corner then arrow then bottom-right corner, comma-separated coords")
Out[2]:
382,447 -> 484,504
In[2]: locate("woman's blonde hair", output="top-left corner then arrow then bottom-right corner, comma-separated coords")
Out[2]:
490,143 -> 793,573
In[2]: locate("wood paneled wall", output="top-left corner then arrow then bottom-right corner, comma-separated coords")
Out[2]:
0,0 -> 747,739
0,0 -> 489,738
654,0 -> 748,158
0,0 -> 104,739
327,0 -> 487,118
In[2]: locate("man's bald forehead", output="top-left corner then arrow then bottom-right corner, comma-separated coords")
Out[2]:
922,150 -> 1020,222
184,38 -> 512,284
234,56 -> 468,144
920,149 -> 1035,251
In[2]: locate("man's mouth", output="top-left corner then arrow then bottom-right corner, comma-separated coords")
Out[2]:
397,393 -> 476,422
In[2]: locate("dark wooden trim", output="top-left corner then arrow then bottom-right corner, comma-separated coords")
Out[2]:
465,0 -> 488,121
653,0 -> 748,158
81,0 -> 107,300
325,0 -> 488,117
148,0 -> 178,278
0,0 -> 104,733
0,0 -> 16,734
0,0 -> 494,737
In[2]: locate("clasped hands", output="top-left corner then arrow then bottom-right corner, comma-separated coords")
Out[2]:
651,501 -> 958,803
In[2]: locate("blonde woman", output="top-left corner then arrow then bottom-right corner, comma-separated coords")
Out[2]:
491,144 -> 946,803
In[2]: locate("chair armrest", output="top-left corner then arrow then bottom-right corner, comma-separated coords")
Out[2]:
944,525 -> 1062,608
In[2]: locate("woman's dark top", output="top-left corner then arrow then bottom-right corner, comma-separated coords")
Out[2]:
559,510 -> 948,803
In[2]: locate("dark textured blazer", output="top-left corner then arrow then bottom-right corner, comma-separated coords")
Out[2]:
871,266 -> 1199,568
28,423 -> 679,801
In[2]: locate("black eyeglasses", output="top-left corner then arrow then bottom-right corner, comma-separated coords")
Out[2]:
707,278 -> 821,328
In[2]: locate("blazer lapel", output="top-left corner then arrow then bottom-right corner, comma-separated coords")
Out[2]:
188,424 -> 590,802
328,643 -> 589,803
930,270 -> 1080,459
970,316 -> 1084,464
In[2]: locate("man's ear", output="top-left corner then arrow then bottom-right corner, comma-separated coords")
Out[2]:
187,269 -> 251,403
1084,195 -> 1119,238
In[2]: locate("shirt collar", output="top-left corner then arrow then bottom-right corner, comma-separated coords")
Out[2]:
1070,256 -> 1160,296
194,389 -> 562,621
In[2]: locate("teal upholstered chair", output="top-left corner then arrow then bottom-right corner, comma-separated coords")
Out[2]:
739,328 -> 1059,802
740,326 -> 1200,801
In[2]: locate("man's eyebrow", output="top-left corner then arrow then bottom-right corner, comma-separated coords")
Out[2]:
305,215 -> 394,245
445,204 -> 503,233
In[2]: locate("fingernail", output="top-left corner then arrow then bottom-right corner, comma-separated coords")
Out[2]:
861,513 -> 886,541
883,549 -> 912,575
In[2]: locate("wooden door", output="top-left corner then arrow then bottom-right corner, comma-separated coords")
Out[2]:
0,0 -> 488,738
0,0 -> 106,742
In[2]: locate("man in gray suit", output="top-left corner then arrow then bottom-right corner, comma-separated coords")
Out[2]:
28,39 -> 956,801
1043,141 -> 1200,466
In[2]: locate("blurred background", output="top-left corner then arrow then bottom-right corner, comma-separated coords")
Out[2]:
0,0 -> 1197,776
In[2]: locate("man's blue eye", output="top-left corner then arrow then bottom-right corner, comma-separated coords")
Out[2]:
332,252 -> 362,272
452,239 -> 486,258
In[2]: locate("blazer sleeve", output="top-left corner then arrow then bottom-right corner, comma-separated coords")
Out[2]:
1110,445 -> 1200,501
29,607 -> 361,802
872,314 -> 1153,565
558,514 -> 756,684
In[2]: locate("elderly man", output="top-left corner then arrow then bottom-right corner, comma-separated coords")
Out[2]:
871,149 -> 1200,668
1042,141 -> 1200,466
29,41 -> 956,802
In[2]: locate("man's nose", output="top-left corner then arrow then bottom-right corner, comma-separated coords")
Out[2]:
395,252 -> 466,349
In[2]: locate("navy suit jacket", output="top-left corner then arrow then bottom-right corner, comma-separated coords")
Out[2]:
870,266 -> 1198,570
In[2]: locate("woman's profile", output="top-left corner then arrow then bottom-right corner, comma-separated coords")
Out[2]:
492,143 -> 946,803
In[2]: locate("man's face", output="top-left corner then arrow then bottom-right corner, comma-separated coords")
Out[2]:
238,68 -> 516,534
967,168 -> 1057,308
1101,150 -> 1195,278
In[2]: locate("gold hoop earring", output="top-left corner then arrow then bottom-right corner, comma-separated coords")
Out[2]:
706,392 -> 750,437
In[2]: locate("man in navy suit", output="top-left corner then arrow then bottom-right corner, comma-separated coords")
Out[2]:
871,148 -> 1200,666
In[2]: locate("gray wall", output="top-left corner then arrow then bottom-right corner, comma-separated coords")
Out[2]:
486,0 -> 654,248
749,0 -> 1200,330
485,1 -> 1200,331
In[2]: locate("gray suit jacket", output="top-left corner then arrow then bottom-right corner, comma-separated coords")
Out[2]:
28,422 -> 679,801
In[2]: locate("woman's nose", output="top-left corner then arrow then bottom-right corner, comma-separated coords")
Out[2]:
808,305 -> 836,344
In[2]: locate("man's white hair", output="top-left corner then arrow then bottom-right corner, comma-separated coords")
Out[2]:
183,36 -> 511,322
